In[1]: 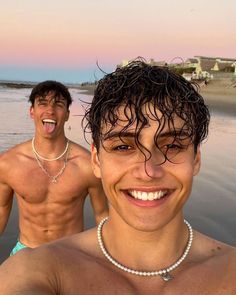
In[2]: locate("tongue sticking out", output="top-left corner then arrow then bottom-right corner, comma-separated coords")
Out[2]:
44,122 -> 56,134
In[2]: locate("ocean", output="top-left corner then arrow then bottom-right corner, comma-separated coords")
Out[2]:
0,86 -> 235,263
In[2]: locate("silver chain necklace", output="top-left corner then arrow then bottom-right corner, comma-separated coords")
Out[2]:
33,143 -> 69,183
32,137 -> 69,161
97,217 -> 193,281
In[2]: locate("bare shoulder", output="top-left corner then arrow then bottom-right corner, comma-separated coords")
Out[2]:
0,141 -> 31,177
195,231 -> 236,256
69,141 -> 98,178
69,141 -> 90,158
0,228 -> 98,273
0,140 -> 30,161
0,246 -> 57,294
193,231 -> 236,277
0,229 -> 100,294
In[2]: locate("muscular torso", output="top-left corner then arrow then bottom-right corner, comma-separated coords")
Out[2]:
1,141 -> 94,247
40,230 -> 236,295
0,227 -> 235,294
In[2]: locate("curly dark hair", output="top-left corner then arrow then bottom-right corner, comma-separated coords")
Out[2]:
29,80 -> 72,109
83,60 -> 210,164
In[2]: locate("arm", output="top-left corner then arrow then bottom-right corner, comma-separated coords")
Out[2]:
88,176 -> 109,225
0,249 -> 56,295
0,178 -> 14,235
79,145 -> 109,224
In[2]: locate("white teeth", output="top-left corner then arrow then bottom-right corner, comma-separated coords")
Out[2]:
147,192 -> 154,200
129,190 -> 167,201
42,119 -> 56,124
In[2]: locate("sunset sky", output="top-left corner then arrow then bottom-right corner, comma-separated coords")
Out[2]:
0,0 -> 235,83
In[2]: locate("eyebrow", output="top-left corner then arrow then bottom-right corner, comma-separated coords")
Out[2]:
102,129 -> 190,141
37,97 -> 47,101
36,97 -> 66,103
103,131 -> 135,141
158,130 -> 190,139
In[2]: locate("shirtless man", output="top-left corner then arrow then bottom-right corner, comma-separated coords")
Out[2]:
0,62 -> 235,294
0,80 -> 108,256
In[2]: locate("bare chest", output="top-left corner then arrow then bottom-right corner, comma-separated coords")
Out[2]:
61,272 -> 234,295
9,159 -> 88,204
58,256 -> 235,295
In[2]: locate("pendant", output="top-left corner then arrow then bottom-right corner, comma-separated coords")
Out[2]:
160,272 -> 173,282
52,178 -> 57,183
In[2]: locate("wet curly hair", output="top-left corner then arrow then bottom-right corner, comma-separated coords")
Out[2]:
83,60 -> 210,163
29,80 -> 72,109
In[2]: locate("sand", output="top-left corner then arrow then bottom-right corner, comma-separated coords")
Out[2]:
200,81 -> 236,115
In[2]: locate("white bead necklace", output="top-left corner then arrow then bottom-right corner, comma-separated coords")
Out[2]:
32,137 -> 69,161
97,217 -> 193,281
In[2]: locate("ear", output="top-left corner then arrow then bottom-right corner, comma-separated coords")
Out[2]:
91,143 -> 101,178
29,106 -> 34,119
65,109 -> 70,122
193,147 -> 201,176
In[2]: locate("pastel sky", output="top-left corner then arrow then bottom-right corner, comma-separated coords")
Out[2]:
0,0 -> 235,83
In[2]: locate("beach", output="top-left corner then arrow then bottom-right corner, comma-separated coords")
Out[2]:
0,81 -> 235,263
200,79 -> 236,115
1,77 -> 236,110
78,79 -> 236,115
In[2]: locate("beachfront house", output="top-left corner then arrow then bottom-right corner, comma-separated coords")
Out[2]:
118,56 -> 236,82
184,56 -> 236,80
118,58 -> 167,68
212,61 -> 234,72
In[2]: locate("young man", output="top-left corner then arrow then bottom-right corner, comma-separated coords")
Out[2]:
0,62 -> 235,294
0,80 -> 108,256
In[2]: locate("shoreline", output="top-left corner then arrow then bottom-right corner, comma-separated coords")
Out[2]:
1,81 -> 235,116
0,81 -> 36,89
78,83 -> 236,116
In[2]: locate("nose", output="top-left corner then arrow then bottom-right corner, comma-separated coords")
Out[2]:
131,153 -> 165,180
45,102 -> 55,114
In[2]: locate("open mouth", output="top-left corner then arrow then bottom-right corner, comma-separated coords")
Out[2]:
127,190 -> 169,201
42,119 -> 57,133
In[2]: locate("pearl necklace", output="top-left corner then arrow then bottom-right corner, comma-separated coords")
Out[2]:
32,137 -> 69,161
97,217 -> 193,281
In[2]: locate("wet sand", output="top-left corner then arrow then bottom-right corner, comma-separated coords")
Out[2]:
200,81 -> 236,116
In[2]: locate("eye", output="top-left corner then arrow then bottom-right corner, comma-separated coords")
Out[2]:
37,100 -> 47,106
159,143 -> 183,159
55,101 -> 66,108
113,144 -> 132,151
166,143 -> 182,150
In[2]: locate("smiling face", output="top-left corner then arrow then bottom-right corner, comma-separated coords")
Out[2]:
30,91 -> 70,139
91,104 -> 201,231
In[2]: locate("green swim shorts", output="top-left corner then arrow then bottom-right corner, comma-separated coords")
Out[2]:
10,240 -> 27,256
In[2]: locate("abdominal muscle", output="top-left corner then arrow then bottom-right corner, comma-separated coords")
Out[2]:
16,190 -> 87,248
